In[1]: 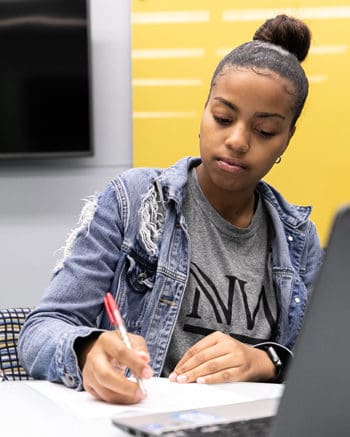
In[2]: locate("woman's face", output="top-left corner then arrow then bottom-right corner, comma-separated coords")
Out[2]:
197,67 -> 296,199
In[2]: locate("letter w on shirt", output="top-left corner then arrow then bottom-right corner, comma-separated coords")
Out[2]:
186,262 -> 273,331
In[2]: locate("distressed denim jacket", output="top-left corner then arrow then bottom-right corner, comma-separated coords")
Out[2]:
18,157 -> 323,390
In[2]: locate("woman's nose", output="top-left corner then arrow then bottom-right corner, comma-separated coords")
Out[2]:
225,122 -> 250,153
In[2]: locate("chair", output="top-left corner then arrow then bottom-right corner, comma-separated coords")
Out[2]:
0,307 -> 33,381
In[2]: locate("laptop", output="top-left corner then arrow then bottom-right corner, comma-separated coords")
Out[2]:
112,205 -> 350,436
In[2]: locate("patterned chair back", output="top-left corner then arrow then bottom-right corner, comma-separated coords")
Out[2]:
0,307 -> 33,381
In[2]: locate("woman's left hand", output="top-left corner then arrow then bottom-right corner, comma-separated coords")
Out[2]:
169,331 -> 275,384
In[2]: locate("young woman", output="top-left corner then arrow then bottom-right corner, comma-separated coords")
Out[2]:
19,15 -> 323,404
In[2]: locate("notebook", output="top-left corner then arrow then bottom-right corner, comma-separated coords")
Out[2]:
112,204 -> 350,436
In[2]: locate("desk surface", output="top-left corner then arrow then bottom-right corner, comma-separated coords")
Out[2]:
0,379 -> 283,436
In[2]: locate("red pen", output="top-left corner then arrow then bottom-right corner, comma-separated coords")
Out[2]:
104,292 -> 147,397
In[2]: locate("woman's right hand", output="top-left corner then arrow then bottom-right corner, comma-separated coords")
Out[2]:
77,331 -> 153,404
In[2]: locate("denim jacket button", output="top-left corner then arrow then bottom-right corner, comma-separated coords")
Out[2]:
295,297 -> 301,303
62,373 -> 75,387
287,235 -> 293,242
137,272 -> 147,284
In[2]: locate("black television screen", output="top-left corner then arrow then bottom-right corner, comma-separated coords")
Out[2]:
0,0 -> 92,159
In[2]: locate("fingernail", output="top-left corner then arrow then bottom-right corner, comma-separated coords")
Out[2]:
177,374 -> 187,383
197,377 -> 205,384
136,350 -> 150,361
168,372 -> 177,382
142,366 -> 153,379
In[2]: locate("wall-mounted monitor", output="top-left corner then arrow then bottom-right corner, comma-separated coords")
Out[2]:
0,0 -> 92,159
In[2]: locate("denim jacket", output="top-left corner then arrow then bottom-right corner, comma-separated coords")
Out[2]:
18,157 -> 323,389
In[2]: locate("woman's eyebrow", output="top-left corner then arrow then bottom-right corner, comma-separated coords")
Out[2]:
213,97 -> 237,111
255,112 -> 286,120
213,97 -> 286,120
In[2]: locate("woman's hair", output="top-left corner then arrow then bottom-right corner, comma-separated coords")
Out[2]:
209,15 -> 312,126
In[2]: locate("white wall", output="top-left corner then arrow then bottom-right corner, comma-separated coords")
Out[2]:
0,0 -> 132,307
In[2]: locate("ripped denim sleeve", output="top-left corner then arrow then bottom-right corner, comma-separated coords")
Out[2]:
53,194 -> 98,273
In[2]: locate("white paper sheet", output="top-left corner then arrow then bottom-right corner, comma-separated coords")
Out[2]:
27,378 -> 252,419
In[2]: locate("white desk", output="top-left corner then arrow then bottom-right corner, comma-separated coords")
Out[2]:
0,379 -> 282,436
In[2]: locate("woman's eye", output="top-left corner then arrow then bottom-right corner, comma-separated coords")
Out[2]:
213,115 -> 231,125
256,129 -> 275,138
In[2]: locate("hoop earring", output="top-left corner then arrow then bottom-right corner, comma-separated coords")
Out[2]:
275,156 -> 282,164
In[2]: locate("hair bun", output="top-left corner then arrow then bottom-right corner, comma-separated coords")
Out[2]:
253,14 -> 311,62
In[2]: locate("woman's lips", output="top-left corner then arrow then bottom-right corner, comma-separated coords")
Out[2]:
216,158 -> 247,174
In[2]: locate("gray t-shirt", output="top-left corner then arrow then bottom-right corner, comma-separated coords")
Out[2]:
162,169 -> 277,376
